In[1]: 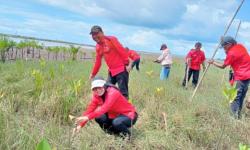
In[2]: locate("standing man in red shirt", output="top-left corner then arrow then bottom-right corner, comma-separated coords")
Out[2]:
182,42 -> 206,87
89,25 -> 132,99
126,47 -> 141,71
208,36 -> 250,119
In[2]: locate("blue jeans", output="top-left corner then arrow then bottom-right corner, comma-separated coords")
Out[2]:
230,79 -> 250,119
95,113 -> 137,137
160,66 -> 170,80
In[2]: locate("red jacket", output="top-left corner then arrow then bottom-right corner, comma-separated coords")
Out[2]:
91,36 -> 129,77
80,87 -> 136,126
186,49 -> 205,70
224,44 -> 250,81
128,50 -> 140,61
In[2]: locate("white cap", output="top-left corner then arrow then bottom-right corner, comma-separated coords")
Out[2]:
91,79 -> 106,90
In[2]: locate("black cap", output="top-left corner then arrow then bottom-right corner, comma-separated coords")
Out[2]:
195,42 -> 202,47
160,44 -> 167,50
90,25 -> 103,34
220,36 -> 237,47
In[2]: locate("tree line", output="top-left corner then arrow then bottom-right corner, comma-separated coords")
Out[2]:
0,36 -> 93,63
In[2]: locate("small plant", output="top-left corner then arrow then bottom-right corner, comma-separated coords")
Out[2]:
239,143 -> 250,150
146,70 -> 154,77
222,84 -> 237,104
0,89 -> 4,99
70,79 -> 83,97
31,69 -> 44,95
39,58 -> 46,69
49,67 -> 55,80
36,138 -> 51,150
155,87 -> 164,97
59,64 -> 64,75
15,60 -> 25,75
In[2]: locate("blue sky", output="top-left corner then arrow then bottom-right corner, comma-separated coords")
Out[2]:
0,0 -> 249,58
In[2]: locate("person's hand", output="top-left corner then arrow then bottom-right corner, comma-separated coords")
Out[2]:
153,60 -> 159,63
72,125 -> 82,135
89,74 -> 94,80
126,65 -> 132,73
207,60 -> 214,64
75,116 -> 89,124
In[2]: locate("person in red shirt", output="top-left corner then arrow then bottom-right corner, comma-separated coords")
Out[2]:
74,77 -> 138,138
182,42 -> 206,87
208,36 -> 250,119
126,47 -> 141,71
89,25 -> 132,99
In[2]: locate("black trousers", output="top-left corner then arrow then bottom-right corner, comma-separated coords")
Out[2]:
95,113 -> 138,137
182,66 -> 200,87
231,79 -> 250,119
131,59 -> 140,71
108,70 -> 129,99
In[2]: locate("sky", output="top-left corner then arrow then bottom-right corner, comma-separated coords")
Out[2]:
0,0 -> 250,58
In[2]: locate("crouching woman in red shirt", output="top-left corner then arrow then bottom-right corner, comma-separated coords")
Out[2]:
74,77 -> 138,137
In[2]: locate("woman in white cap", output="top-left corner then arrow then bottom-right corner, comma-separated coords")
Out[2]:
74,77 -> 138,137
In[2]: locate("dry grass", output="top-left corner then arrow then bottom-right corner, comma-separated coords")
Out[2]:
0,57 -> 250,150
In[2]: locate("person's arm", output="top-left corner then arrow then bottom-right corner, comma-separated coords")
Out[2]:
185,50 -> 192,64
160,51 -> 169,61
86,89 -> 120,120
75,96 -> 99,127
90,52 -> 102,79
82,96 -> 99,116
208,60 -> 226,69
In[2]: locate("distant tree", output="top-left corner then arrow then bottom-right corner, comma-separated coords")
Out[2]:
16,40 -> 28,59
69,45 -> 80,61
61,46 -> 68,61
0,37 -> 15,63
46,47 -> 53,60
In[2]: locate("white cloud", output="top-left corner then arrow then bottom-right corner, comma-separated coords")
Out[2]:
39,0 -> 106,16
1,0 -> 249,58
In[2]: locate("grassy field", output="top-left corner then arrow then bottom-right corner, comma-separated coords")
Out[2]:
0,57 -> 249,150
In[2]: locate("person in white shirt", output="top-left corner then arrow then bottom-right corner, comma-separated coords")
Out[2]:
154,44 -> 173,80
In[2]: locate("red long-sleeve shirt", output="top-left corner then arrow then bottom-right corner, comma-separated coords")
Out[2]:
91,36 -> 129,77
81,87 -> 136,126
224,44 -> 250,81
128,50 -> 140,61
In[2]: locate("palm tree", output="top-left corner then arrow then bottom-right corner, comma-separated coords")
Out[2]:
37,43 -> 44,59
16,41 -> 27,59
69,45 -> 80,61
61,46 -> 68,60
53,46 -> 61,60
47,46 -> 53,60
0,37 -> 15,63
8,40 -> 17,60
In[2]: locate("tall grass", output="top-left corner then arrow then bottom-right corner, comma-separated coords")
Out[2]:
0,58 -> 249,150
